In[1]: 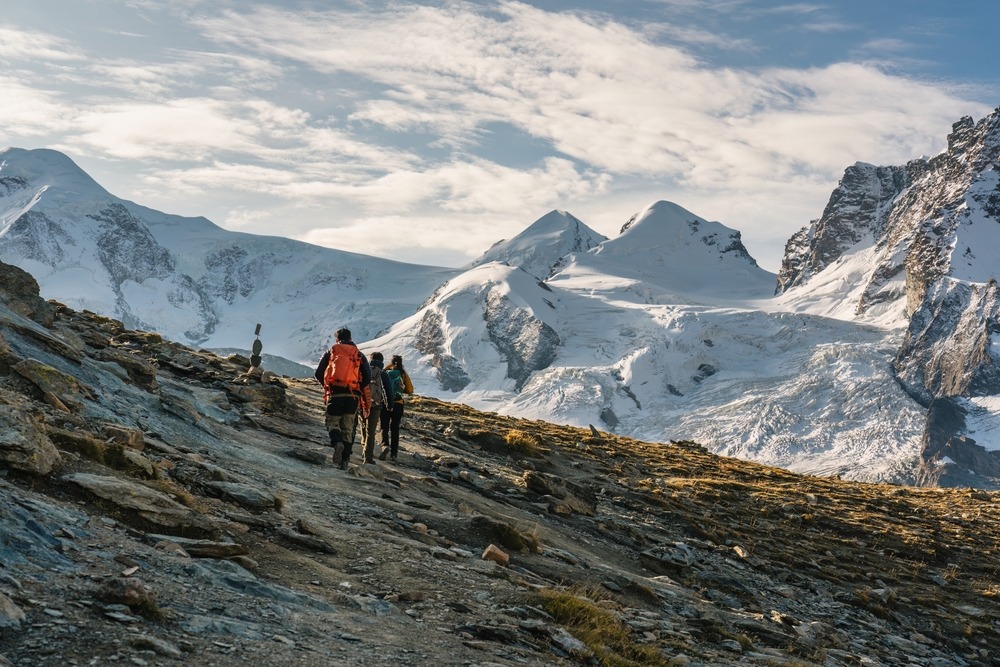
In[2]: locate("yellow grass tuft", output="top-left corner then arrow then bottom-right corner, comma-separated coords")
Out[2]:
505,429 -> 541,456
537,588 -> 667,666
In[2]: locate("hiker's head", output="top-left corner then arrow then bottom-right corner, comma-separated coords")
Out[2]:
391,354 -> 403,370
335,327 -> 352,342
370,351 -> 384,368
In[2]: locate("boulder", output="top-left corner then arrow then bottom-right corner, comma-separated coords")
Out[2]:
0,402 -> 60,474
0,261 -> 55,326
522,471 -> 597,516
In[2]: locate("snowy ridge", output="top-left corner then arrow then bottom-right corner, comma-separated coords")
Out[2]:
577,200 -> 776,300
0,147 -> 457,364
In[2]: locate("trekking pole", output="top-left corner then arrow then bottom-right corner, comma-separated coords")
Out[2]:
351,390 -> 362,447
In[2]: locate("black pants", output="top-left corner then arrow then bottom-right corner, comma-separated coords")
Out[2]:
380,402 -> 404,456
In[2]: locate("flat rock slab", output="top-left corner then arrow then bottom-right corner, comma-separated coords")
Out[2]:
63,473 -> 211,532
204,481 -> 278,510
145,534 -> 249,559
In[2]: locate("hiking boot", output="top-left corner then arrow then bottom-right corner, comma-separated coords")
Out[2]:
378,446 -> 389,461
390,455 -> 397,463
339,457 -> 350,470
333,442 -> 344,465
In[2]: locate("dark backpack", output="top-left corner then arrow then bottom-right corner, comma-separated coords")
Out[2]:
371,370 -> 388,406
386,369 -> 405,400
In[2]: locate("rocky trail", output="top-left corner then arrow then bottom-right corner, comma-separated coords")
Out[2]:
1,259 -> 999,666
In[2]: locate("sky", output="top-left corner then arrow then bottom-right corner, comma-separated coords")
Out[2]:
3,1 -> 998,272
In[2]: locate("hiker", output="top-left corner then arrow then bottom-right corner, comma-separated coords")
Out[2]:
362,351 -> 395,464
314,327 -> 371,469
379,354 -> 414,462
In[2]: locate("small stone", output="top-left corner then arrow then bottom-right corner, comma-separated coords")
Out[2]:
131,635 -> 183,658
482,544 -> 510,567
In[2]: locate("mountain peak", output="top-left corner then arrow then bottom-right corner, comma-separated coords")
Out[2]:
465,209 -> 606,280
577,200 -> 775,299
605,200 -> 755,260
0,147 -> 106,199
776,105 -> 1000,322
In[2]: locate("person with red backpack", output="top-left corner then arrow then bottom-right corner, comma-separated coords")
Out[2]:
313,327 -> 371,469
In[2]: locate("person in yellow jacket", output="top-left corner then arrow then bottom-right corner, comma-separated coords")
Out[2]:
379,354 -> 414,462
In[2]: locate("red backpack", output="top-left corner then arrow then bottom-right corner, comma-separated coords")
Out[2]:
323,343 -> 361,398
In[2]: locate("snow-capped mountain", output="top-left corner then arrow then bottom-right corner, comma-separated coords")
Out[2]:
465,209 -> 606,280
0,148 -> 457,365
368,199 -> 925,483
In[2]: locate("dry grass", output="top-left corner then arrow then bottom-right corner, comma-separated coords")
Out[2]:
536,588 -> 667,666
505,428 -> 542,456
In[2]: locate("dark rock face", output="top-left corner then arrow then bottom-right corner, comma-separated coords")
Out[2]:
776,111 -> 1000,315
1,210 -> 74,267
915,398 -> 1000,488
696,224 -> 759,266
776,162 -> 915,295
89,204 -> 176,287
484,289 -> 559,390
200,246 -> 259,303
894,279 -> 1000,404
414,310 -> 471,392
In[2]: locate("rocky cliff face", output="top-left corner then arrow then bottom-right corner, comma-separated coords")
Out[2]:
406,265 -> 560,393
2,259 -> 999,666
776,162 -> 916,297
778,110 -> 1000,316
777,107 -> 1000,489
894,278 -> 1000,403
484,287 -> 560,390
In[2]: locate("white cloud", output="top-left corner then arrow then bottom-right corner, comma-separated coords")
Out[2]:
2,75 -> 75,137
297,212 -> 519,268
0,26 -> 82,61
189,1 -> 982,194
74,99 -> 257,159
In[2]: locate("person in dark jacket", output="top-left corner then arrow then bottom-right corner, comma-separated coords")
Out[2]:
362,352 -> 394,464
379,354 -> 413,462
314,327 -> 371,469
